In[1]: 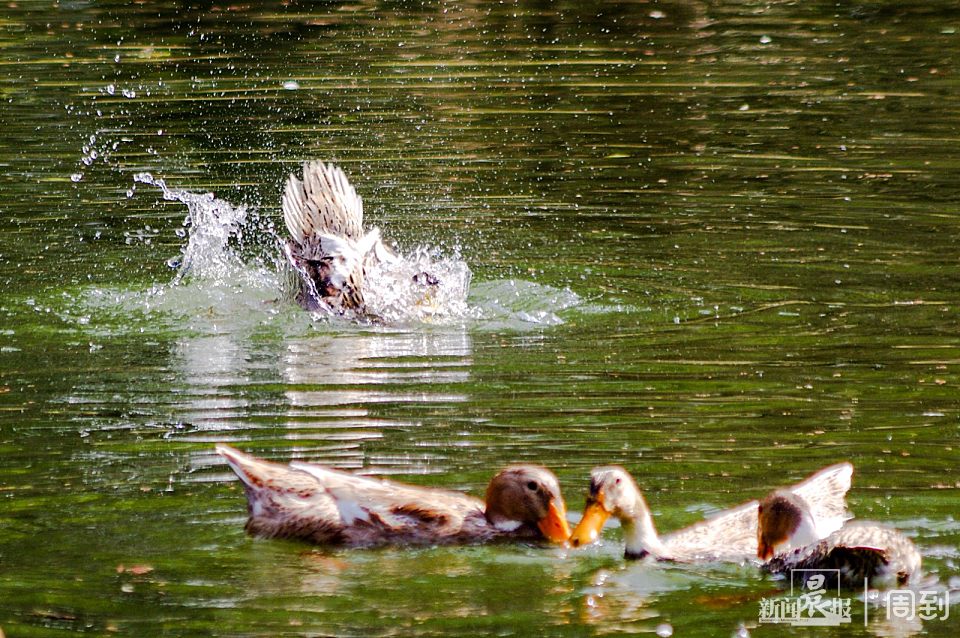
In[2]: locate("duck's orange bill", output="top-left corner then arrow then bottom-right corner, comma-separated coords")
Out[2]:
569,501 -> 610,548
757,535 -> 775,561
537,500 -> 572,543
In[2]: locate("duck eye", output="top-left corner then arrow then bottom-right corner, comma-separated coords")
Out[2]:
526,481 -> 537,491
615,477 -> 621,485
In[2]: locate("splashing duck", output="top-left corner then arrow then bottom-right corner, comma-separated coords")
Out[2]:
758,490 -> 922,588
281,161 -> 399,314
216,444 -> 571,547
569,463 -> 852,562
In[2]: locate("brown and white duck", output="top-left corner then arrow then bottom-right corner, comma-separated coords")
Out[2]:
569,463 -> 853,562
216,444 -> 571,547
281,161 -> 398,314
758,490 -> 922,588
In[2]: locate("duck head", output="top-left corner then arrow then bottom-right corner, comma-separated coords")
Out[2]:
484,466 -> 571,543
570,466 -> 669,559
757,490 -> 821,560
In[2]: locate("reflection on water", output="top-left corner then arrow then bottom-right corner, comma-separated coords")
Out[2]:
279,330 -> 473,472
238,545 -> 582,635
282,330 -> 472,407
173,326 -> 474,472
579,565 -> 683,633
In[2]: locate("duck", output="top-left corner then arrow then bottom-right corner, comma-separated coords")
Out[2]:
280,161 -> 399,314
569,463 -> 853,562
758,490 -> 922,588
216,444 -> 571,547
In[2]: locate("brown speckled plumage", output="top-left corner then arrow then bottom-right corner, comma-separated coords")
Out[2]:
281,161 -> 396,314
216,445 -> 569,547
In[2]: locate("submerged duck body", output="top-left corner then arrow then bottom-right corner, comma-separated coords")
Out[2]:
758,491 -> 921,588
216,445 -> 571,547
570,463 -> 853,563
281,161 -> 398,315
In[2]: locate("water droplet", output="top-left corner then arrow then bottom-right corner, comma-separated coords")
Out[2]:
282,80 -> 300,90
105,84 -> 115,95
70,172 -> 84,182
760,35 -> 772,44
656,623 -> 673,637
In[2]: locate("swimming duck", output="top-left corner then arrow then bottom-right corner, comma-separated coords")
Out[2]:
281,161 -> 398,314
758,490 -> 921,588
216,444 -> 571,547
569,463 -> 853,562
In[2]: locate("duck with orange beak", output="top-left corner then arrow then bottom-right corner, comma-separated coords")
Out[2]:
217,445 -> 571,547
570,463 -> 853,562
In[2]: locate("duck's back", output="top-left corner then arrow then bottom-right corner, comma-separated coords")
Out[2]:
217,444 -> 348,543
765,522 -> 921,588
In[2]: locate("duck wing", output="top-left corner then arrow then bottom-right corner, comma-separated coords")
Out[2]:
790,462 -> 854,537
661,463 -> 855,562
661,498 -> 759,562
282,161 -> 364,247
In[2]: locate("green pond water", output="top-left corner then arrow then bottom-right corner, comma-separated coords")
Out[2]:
1,0 -> 959,635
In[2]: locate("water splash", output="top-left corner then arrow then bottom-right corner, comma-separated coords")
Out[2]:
363,246 -> 472,324
133,172 -> 252,285
112,175 -> 579,331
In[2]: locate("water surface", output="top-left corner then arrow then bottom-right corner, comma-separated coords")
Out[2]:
1,1 -> 959,636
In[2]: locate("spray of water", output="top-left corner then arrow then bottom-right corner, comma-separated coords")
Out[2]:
134,172 -> 254,285
131,173 -> 475,325
119,175 -> 580,330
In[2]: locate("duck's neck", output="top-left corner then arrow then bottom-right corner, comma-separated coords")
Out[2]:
622,505 -> 671,560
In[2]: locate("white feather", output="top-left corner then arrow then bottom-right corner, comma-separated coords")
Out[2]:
492,519 -> 523,532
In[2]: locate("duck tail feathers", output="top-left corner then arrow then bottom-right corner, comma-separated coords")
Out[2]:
282,161 -> 364,245
216,444 -> 281,489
